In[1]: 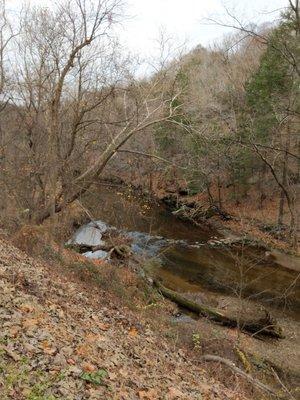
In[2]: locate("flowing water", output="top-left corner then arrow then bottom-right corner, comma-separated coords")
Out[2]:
79,184 -> 300,318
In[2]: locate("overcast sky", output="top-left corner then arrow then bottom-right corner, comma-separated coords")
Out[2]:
8,0 -> 288,55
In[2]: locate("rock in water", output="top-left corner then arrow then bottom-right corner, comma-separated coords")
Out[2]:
83,250 -> 108,260
68,221 -> 108,247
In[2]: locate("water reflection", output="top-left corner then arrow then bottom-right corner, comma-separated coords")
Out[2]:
82,185 -> 300,316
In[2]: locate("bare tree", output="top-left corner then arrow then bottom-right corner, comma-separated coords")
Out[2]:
0,0 -> 181,225
0,0 -> 16,99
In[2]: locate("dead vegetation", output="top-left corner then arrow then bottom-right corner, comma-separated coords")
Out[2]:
0,1 -> 299,398
1,226 -> 297,399
0,236 -> 261,400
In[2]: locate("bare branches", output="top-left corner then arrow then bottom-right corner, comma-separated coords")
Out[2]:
204,3 -> 300,77
202,355 -> 279,398
288,0 -> 300,33
0,0 -> 18,95
0,0 -> 185,223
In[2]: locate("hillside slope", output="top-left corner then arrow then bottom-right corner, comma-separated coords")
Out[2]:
0,238 -> 248,400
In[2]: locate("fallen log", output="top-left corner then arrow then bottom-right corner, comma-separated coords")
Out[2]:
154,280 -> 284,339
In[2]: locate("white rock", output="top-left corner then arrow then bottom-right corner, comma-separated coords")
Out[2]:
83,250 -> 108,260
69,227 -> 103,246
67,220 -> 108,247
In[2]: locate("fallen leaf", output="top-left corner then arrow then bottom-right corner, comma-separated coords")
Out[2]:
138,389 -> 158,399
41,341 -> 56,355
9,326 -> 20,338
128,327 -> 138,337
82,362 -> 96,372
76,345 -> 88,356
168,387 -> 184,399
108,371 -> 117,380
19,303 -> 35,313
98,323 -> 110,331
85,333 -> 99,343
23,318 -> 38,328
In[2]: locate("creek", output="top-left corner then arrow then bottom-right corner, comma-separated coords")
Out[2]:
72,185 -> 300,319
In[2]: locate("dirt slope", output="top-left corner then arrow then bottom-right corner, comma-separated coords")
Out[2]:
0,238 -> 250,399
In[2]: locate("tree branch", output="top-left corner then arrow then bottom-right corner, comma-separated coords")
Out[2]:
201,355 -> 280,398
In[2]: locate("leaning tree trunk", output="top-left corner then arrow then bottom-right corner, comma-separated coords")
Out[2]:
34,110 -> 174,225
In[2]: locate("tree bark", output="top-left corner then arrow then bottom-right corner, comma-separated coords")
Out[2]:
278,124 -> 291,226
253,143 -> 298,250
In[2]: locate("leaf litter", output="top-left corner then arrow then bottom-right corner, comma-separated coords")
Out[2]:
0,238 -> 248,399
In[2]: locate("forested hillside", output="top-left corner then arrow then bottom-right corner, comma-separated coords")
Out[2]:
115,8 -> 300,250
0,0 -> 298,251
0,1 -> 299,399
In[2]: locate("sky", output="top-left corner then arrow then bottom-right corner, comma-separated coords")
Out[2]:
7,0 -> 288,55
122,0 -> 288,52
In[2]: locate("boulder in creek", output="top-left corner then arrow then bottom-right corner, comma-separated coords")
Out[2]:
67,221 -> 109,247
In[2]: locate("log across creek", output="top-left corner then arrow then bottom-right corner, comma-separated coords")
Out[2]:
154,280 -> 284,339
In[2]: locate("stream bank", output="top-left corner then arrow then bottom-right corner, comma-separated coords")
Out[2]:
65,183 -> 300,391
6,180 -> 299,397
79,184 -> 300,313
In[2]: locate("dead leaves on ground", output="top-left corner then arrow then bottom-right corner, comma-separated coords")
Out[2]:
138,387 -> 185,400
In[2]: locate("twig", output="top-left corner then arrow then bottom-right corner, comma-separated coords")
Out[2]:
271,367 -> 296,400
202,354 -> 281,398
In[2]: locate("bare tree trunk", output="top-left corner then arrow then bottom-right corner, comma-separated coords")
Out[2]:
278,167 -> 286,226
278,125 -> 291,225
253,143 -> 298,250
258,163 -> 267,209
34,106 -> 176,224
206,182 -> 214,205
217,158 -> 222,208
297,136 -> 300,183
217,175 -> 222,208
